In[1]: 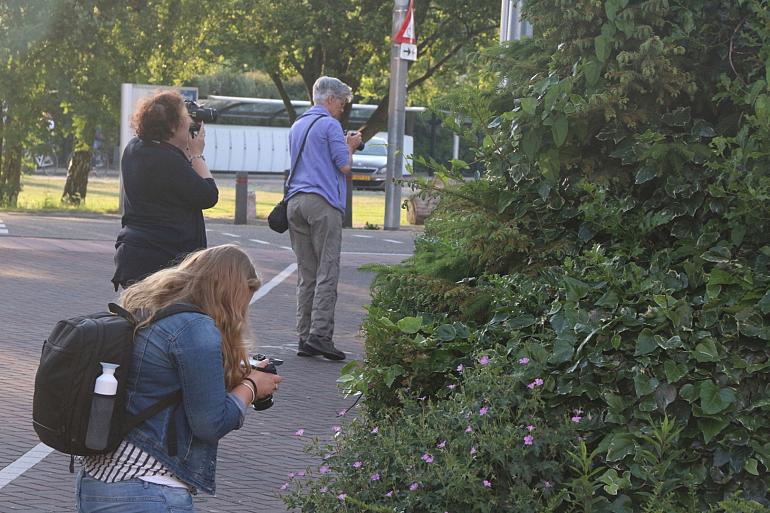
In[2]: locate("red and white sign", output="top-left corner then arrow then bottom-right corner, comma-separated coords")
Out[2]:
394,0 -> 415,44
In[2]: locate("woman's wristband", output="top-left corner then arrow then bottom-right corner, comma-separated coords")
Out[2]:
238,381 -> 256,404
243,377 -> 258,399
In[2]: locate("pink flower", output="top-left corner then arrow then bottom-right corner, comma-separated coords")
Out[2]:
319,465 -> 331,474
571,415 -> 582,423
465,425 -> 473,433
371,426 -> 379,434
447,384 -> 457,390
527,425 -> 536,432
337,409 -> 347,417
288,472 -> 296,479
421,453 -> 434,463
483,480 -> 492,488
337,493 -> 347,501
524,434 -> 534,446
437,440 -> 447,449
479,355 -> 490,365
543,480 -> 553,489
280,482 -> 289,491
296,470 -> 306,477
479,406 -> 489,416
352,461 -> 363,469
527,378 -> 544,389
409,482 -> 420,491
370,473 -> 380,481
294,428 -> 305,436
456,364 -> 464,372
518,357 -> 530,365
320,486 -> 328,493
470,446 -> 477,455
385,490 -> 394,497
332,425 -> 342,433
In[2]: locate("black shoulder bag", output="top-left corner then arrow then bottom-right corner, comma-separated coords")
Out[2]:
267,115 -> 324,233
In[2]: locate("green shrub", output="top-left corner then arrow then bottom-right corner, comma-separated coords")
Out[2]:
287,359 -> 770,512
290,0 -> 770,510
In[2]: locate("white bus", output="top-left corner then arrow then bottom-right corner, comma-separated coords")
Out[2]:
200,96 -> 422,187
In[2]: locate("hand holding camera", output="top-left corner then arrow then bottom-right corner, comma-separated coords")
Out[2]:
247,354 -> 284,411
345,130 -> 365,152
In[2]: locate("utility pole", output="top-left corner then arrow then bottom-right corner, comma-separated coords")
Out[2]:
384,0 -> 413,230
500,0 -> 532,42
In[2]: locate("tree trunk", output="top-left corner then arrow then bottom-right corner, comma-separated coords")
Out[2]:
270,72 -> 298,123
62,149 -> 92,205
0,105 -> 5,175
360,98 -> 389,142
0,144 -> 22,207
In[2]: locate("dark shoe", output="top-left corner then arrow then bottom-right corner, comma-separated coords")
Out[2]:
306,335 -> 346,361
297,340 -> 321,357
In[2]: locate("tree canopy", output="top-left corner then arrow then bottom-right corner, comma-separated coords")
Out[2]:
0,0 -> 497,206
208,0 -> 499,138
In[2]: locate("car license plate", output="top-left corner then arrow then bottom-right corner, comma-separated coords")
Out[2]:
353,174 -> 371,181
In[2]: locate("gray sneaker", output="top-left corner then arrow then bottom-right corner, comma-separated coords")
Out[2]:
297,339 -> 321,357
306,335 -> 346,361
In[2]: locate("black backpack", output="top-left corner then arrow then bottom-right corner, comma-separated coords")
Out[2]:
32,302 -> 202,470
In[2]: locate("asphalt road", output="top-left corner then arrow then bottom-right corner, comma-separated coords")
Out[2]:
0,211 -> 416,513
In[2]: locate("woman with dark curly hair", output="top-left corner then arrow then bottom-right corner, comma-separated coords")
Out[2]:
112,90 -> 218,290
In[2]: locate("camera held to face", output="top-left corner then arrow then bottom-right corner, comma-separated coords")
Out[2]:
248,353 -> 283,411
344,130 -> 365,151
185,100 -> 218,136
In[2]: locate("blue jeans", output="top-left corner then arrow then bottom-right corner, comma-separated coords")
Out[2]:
76,471 -> 195,513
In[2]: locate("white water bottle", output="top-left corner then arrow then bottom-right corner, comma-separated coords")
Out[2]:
85,362 -> 119,451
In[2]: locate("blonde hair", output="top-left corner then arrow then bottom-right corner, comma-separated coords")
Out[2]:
120,244 -> 261,390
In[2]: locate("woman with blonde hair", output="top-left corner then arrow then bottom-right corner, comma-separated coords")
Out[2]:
77,244 -> 282,513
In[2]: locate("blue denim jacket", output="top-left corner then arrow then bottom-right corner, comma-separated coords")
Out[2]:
124,311 -> 246,495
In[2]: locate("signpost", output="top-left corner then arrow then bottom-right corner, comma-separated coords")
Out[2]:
384,0 -> 416,230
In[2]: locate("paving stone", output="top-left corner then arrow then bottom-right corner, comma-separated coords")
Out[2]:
0,216 -> 409,513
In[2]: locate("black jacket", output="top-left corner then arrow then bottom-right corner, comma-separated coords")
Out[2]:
112,137 -> 218,289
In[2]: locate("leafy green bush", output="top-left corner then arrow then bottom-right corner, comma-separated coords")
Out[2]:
289,0 -> 770,510
288,359 -> 769,512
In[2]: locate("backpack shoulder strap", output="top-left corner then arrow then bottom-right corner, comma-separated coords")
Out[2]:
152,302 -> 204,322
122,390 -> 181,435
112,302 -> 205,326
108,302 -> 138,325
285,114 -> 325,194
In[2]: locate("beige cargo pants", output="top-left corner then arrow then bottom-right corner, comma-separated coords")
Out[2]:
287,192 -> 343,344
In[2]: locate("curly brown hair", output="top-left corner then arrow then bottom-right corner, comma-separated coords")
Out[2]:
130,90 -> 186,142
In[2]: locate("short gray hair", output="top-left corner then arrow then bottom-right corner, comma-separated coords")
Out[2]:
312,76 -> 353,105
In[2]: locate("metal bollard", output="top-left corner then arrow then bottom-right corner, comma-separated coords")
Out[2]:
344,175 -> 353,228
235,172 -> 248,225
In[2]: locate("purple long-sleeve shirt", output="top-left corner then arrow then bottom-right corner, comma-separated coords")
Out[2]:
285,106 -> 350,213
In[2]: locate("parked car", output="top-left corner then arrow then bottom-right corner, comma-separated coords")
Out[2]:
351,136 -> 411,190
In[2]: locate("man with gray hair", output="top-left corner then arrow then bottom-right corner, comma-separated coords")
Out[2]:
285,76 -> 363,361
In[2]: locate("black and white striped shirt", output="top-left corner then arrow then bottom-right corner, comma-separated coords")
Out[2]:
83,440 -> 186,488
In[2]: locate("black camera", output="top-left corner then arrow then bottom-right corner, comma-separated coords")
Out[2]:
248,353 -> 283,411
344,130 -> 365,151
184,100 -> 217,136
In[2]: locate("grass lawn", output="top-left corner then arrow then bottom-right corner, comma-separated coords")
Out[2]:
10,173 -> 410,228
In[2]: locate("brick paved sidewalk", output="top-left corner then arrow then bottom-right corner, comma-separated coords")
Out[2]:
0,229 -> 405,513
